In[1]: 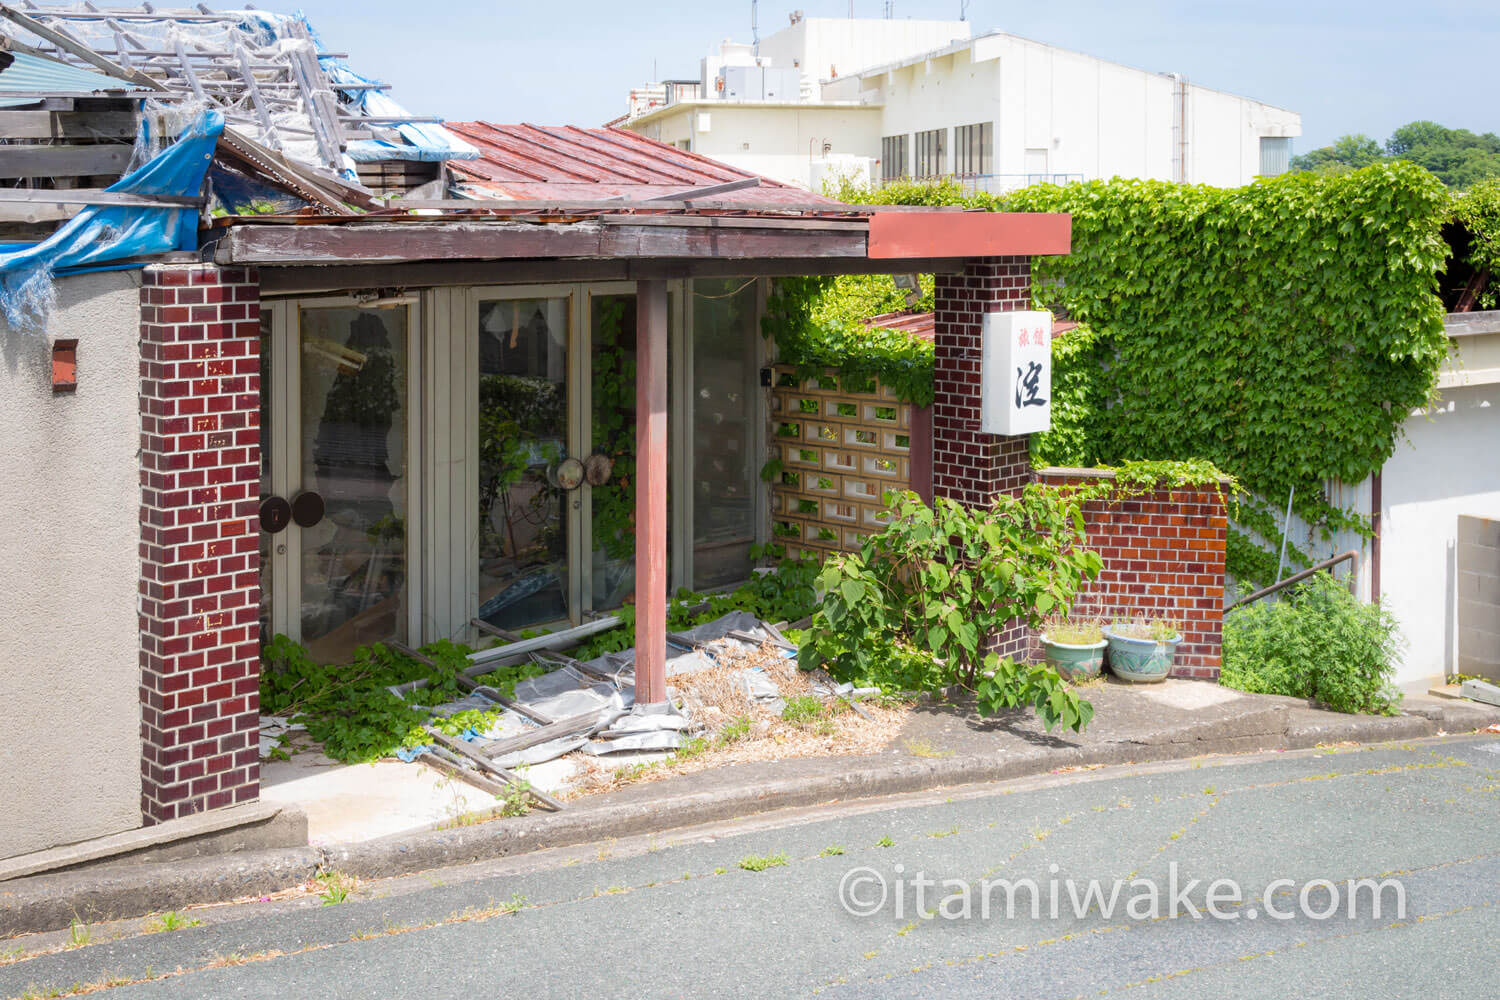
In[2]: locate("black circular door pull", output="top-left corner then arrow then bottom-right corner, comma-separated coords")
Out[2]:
291,490 -> 325,529
259,495 -> 291,534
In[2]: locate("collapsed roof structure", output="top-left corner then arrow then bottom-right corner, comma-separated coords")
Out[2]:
0,1 -> 478,229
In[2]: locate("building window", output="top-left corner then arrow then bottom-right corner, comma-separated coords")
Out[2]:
914,128 -> 946,178
881,134 -> 908,181
954,122 -> 992,177
1259,137 -> 1292,177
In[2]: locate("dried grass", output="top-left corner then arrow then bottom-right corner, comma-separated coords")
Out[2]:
561,640 -> 910,799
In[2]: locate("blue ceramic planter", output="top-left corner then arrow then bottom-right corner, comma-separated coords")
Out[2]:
1104,627 -> 1182,683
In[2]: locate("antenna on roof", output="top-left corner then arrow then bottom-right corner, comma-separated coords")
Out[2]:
751,0 -> 759,58
960,0 -> 970,19
883,1 -> 894,18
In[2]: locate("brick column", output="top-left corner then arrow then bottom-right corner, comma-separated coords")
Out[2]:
931,257 -> 1034,507
138,263 -> 262,824
931,257 -> 1035,659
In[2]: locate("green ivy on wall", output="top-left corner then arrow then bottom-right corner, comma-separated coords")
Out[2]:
763,277 -> 937,407
821,165 -> 1453,588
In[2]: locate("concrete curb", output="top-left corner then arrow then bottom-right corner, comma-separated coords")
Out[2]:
0,705 -> 1492,936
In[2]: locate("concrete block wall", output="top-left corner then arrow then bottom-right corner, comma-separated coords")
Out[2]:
768,364 -> 924,559
1035,468 -> 1227,678
138,263 -> 262,824
1457,515 -> 1500,681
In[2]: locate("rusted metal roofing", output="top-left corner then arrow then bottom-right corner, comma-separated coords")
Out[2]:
445,122 -> 836,207
867,310 -> 936,341
866,310 -> 1077,342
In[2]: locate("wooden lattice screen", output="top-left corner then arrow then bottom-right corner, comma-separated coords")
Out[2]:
769,365 -> 915,559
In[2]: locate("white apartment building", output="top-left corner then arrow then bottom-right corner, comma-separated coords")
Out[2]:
621,14 -> 1301,193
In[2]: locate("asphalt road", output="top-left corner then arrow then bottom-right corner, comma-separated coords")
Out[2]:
6,734 -> 1500,999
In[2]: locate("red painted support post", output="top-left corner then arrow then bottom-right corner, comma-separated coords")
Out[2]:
634,280 -> 669,706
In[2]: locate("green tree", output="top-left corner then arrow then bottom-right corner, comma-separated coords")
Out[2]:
1289,134 -> 1384,175
1292,121 -> 1500,188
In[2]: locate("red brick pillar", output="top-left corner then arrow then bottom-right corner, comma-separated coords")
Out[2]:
931,257 -> 1035,659
138,263 -> 262,824
930,257 -> 1034,507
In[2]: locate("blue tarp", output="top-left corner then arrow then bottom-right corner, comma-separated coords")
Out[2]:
0,109 -> 224,331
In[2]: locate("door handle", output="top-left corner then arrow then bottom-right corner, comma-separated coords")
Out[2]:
259,495 -> 291,534
291,490 -> 325,529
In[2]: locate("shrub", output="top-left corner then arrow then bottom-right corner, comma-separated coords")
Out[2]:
1220,573 -> 1403,714
801,486 -> 1106,732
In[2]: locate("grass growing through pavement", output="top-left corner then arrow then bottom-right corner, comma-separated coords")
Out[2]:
144,911 -> 201,933
738,852 -> 789,872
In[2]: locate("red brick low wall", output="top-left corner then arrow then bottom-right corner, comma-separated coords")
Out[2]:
1034,467 -> 1227,679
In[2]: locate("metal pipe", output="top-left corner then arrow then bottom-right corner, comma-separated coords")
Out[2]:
1226,550 -> 1361,612
1274,484 -> 1295,583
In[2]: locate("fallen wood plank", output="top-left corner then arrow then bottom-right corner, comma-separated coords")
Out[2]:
0,143 -> 132,180
417,750 -> 513,799
476,709 -> 610,760
0,110 -> 138,139
470,618 -> 521,643
0,187 -> 202,208
424,728 -> 564,811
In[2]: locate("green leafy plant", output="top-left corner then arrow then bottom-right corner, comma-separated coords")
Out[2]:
572,556 -> 821,659
762,277 -> 937,407
819,844 -> 846,857
873,835 -> 895,848
316,871 -> 356,906
780,695 -> 825,725
1220,573 -> 1403,715
261,635 -> 482,763
737,851 -> 789,872
496,781 -> 533,818
826,169 -> 1452,590
144,911 -> 202,934
801,486 -> 1104,732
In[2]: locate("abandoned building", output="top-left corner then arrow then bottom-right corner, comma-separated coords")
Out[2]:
0,3 -> 1122,861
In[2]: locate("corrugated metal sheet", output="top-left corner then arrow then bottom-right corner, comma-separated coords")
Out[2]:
0,48 -> 147,97
445,122 -> 834,206
865,312 -> 1078,343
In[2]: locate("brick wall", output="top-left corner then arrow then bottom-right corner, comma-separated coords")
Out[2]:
931,257 -> 1035,658
138,263 -> 262,824
1035,468 -> 1227,678
931,258 -> 1033,506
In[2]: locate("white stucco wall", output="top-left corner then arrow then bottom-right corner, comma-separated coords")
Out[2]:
647,28 -> 1300,192
1380,382 -> 1500,688
0,271 -> 142,858
633,102 -> 882,190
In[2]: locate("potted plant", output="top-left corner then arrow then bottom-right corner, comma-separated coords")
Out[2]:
1104,618 -> 1183,683
1039,616 -> 1107,681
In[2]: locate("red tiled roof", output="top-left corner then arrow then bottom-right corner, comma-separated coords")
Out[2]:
444,122 -> 837,207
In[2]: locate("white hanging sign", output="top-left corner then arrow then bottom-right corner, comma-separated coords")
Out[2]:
981,310 -> 1052,435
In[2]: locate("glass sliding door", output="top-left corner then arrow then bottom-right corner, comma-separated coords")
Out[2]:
588,292 -> 639,610
690,278 -> 761,589
474,296 -> 571,629
296,304 -> 412,663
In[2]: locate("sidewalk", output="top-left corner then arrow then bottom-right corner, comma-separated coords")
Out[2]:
3,679 -> 1497,936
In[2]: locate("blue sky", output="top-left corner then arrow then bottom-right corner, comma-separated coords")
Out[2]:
292,0 -> 1494,152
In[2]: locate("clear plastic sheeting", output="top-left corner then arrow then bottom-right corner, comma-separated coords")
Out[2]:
0,109 -> 223,332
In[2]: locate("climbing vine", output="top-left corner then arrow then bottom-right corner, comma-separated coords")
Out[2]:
827,165 -> 1453,588
763,277 -> 936,406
